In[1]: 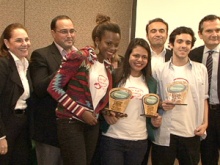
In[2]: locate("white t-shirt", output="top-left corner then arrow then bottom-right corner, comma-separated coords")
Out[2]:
103,75 -> 149,140
89,61 -> 109,110
170,65 -> 197,137
151,48 -> 167,72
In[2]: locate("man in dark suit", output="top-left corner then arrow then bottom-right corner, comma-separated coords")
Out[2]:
29,15 -> 77,165
189,14 -> 220,165
142,18 -> 172,165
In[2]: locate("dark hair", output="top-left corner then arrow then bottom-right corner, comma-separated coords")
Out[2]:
169,26 -> 196,48
146,18 -> 169,34
50,15 -> 72,30
0,23 -> 28,57
92,14 -> 121,47
114,38 -> 152,86
198,14 -> 220,33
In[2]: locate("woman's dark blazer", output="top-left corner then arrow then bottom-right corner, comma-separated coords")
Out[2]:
0,53 -> 32,137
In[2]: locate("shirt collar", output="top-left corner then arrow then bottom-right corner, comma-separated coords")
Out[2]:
54,41 -> 78,57
168,57 -> 192,69
9,50 -> 20,62
9,50 -> 29,69
204,43 -> 220,54
150,47 -> 167,56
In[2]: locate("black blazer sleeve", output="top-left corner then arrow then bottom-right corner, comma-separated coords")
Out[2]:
0,58 -> 9,137
29,44 -> 62,98
165,49 -> 172,62
189,46 -> 204,63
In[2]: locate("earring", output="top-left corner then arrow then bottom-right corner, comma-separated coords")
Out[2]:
94,44 -> 99,54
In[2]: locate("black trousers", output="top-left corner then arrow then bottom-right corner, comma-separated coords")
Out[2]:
201,105 -> 220,165
0,114 -> 32,165
152,134 -> 200,165
57,119 -> 99,165
141,139 -> 152,165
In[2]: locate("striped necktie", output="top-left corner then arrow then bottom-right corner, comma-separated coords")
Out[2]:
206,50 -> 214,93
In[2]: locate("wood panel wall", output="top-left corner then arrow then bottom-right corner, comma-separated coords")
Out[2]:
0,0 -> 133,56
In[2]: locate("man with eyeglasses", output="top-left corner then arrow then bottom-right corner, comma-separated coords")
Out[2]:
29,15 -> 77,165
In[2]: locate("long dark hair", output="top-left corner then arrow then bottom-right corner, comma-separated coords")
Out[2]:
114,38 -> 152,86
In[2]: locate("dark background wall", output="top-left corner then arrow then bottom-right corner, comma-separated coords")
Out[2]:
0,0 -> 133,57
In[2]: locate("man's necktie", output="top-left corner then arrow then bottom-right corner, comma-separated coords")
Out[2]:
206,50 -> 214,93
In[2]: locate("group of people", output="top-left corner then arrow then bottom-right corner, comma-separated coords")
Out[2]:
0,12 -> 219,165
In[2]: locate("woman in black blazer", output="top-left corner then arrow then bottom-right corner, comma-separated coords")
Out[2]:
0,23 -> 32,165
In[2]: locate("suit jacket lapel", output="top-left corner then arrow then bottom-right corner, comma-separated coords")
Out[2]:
8,54 -> 23,88
197,46 -> 205,62
27,69 -> 33,93
165,49 -> 172,62
50,42 -> 63,65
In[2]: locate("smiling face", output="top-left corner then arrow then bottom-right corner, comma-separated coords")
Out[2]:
199,19 -> 220,49
4,28 -> 30,59
51,19 -> 75,52
170,33 -> 192,62
129,45 -> 149,77
95,30 -> 121,62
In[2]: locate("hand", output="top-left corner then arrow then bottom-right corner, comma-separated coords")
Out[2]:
103,111 -> 119,125
194,123 -> 208,136
81,111 -> 98,125
0,138 -> 8,155
151,115 -> 162,127
162,100 -> 175,111
102,109 -> 127,118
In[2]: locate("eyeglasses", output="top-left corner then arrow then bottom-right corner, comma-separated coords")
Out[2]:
56,29 -> 77,35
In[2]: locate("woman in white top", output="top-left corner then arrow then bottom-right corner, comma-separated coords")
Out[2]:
100,38 -> 162,165
0,23 -> 32,165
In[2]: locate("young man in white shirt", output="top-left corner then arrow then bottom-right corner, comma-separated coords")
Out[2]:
152,26 -> 208,165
